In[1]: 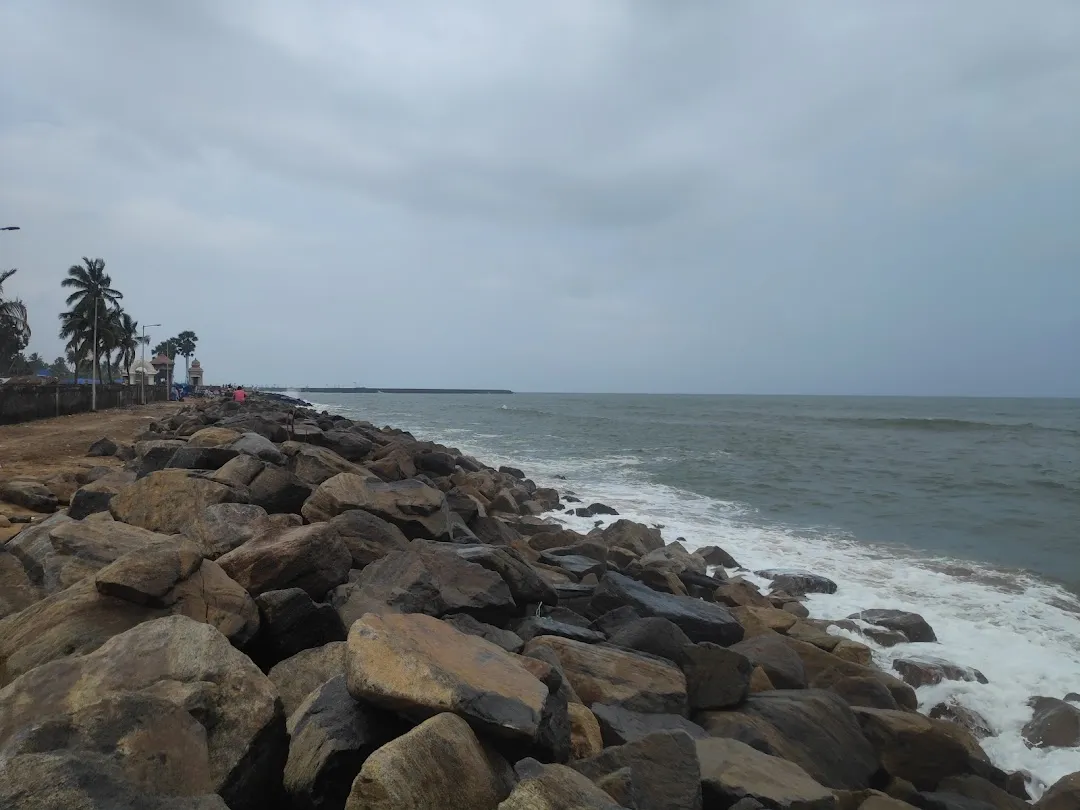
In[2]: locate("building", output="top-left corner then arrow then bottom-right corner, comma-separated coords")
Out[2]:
188,358 -> 204,388
122,359 -> 156,386
150,353 -> 175,385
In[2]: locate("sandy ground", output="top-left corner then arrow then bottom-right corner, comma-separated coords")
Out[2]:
0,402 -> 178,538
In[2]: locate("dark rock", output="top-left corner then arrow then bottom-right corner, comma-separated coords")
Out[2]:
546,606 -> 593,627
326,509 -> 409,569
166,445 -> 238,471
302,474 -> 451,540
849,609 -> 938,643
525,643 -> 583,706
732,632 -> 809,690
268,641 -> 346,718
554,582 -> 595,614
592,605 -> 643,636
217,522 -> 351,600
0,479 -> 59,512
930,702 -> 994,739
590,572 -> 744,646
572,730 -> 703,810
453,544 -> 558,606
1035,772 -> 1080,810
697,544 -> 741,568
1023,697 -> 1080,748
416,450 -> 458,476
68,471 -> 135,520
445,613 -> 525,652
893,657 -> 988,689
577,502 -> 619,517
251,588 -> 346,668
609,617 -> 693,663
230,431 -> 287,464
540,551 -> 608,579
322,430 -> 374,462
284,675 -> 405,810
697,737 -> 837,810
910,792 -> 998,810
132,439 -> 188,476
591,702 -> 707,746
87,436 -> 118,457
516,616 -> 606,644
937,775 -> 1030,810
502,761 -> 624,809
470,515 -> 524,546
500,465 -> 526,479
248,466 -> 313,514
219,414 -> 289,442
829,675 -> 901,710
757,569 -> 839,596
682,642 -> 753,710
829,619 -> 909,647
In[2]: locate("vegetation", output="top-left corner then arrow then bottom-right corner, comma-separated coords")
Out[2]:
0,268 -> 31,374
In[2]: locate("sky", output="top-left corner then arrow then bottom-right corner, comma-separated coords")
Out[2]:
1,1 -> 1079,395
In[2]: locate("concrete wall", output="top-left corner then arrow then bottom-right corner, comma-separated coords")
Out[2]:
0,384 -> 170,425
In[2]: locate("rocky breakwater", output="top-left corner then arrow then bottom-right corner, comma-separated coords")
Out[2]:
0,394 -> 1076,810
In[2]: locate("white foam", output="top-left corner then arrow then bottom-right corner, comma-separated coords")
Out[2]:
317,403 -> 1080,795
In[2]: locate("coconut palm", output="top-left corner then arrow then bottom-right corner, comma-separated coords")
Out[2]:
60,258 -> 123,383
174,330 -> 198,382
0,269 -> 31,371
110,310 -> 143,378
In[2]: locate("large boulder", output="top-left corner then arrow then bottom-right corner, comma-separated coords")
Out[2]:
1022,697 -> 1080,749
284,675 -> 405,810
209,454 -> 266,488
166,445 -> 239,471
285,441 -> 377,487
595,519 -> 665,556
782,637 -> 917,711
589,572 -> 744,646
608,617 -> 693,663
523,635 -> 688,715
188,426 -> 243,448
217,522 -> 352,600
591,702 -> 707,746
501,760 -> 625,809
572,729 -> 703,810
732,632 -> 808,690
303,473 -> 451,540
697,737 -> 836,810
230,431 -> 286,464
184,503 -> 277,560
344,713 -> 511,810
681,642 -> 754,710
1036,773 -> 1080,810
247,466 -> 313,514
0,616 -> 286,810
445,613 -> 525,653
0,542 -> 259,683
892,657 -> 988,689
87,435 -> 120,456
453,544 -> 559,607
132,439 -> 188,476
323,430 -> 374,462
250,588 -> 346,667
268,641 -> 346,717
0,550 -> 41,620
849,609 -> 937,643
757,569 -> 838,596
218,414 -> 289,442
67,470 -> 136,519
109,469 -> 243,534
331,543 -> 514,625
345,611 -> 550,743
327,509 -> 410,568
0,479 -> 58,512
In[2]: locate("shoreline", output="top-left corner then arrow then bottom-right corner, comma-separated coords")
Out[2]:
0,394 -> 1074,808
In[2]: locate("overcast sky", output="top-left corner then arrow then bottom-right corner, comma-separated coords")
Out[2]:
2,1 -> 1078,395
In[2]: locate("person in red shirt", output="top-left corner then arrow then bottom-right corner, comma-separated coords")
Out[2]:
232,385 -> 246,403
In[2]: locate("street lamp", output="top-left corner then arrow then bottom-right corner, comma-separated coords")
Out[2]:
141,323 -> 160,405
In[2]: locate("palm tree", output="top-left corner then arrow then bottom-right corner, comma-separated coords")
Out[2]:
174,330 -> 198,382
111,310 -> 142,380
60,258 -> 122,384
0,269 -> 31,371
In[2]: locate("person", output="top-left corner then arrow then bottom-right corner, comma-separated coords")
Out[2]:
233,385 -> 246,403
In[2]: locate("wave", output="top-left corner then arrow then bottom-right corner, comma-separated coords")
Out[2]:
821,416 -> 1072,433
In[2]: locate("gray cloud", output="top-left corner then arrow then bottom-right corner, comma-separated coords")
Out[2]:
1,0 -> 1078,394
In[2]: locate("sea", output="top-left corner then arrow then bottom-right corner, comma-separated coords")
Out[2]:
294,392 -> 1080,792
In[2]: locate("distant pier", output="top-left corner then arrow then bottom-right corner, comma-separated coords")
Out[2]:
267,387 -> 513,395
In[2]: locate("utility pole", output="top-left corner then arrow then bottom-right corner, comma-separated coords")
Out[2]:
91,296 -> 98,411
141,323 -> 160,405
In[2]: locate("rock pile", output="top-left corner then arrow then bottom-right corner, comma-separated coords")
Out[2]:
0,395 -> 1075,809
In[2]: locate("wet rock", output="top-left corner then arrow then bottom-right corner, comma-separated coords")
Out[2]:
303,473 -> 451,540
68,470 -> 136,519
849,609 -> 937,643
1022,697 -> 1080,749
110,469 -> 243,534
609,616 -> 694,663
523,634 -> 688,715
783,637 -> 918,711
576,502 -> 620,518
937,775 -> 1030,810
638,542 -> 708,576
589,572 -> 744,645
715,581 -> 773,608
86,436 -> 119,457
732,632 -> 809,690
1035,772 -> 1080,810
698,544 -> 741,568
697,737 -> 837,810
591,702 -> 707,745
445,613 -> 525,652
269,641 -> 346,717
930,702 -> 994,739
0,479 -> 58,512
681,642 -> 754,710
345,612 -> 549,743
595,519 -> 665,556
0,616 -> 285,810
217,522 -> 352,599
500,465 -> 526,479
331,543 -> 514,625
828,675 -> 902,710
757,569 -> 839,597
284,675 -> 405,810
892,657 -> 988,689
251,588 -> 346,667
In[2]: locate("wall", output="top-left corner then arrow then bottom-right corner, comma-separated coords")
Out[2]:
0,384 -> 170,425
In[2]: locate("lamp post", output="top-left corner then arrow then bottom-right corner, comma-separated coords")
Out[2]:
91,296 -> 99,411
141,323 -> 160,405
166,339 -> 174,399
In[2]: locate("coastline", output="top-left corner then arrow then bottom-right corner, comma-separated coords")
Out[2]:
0,394 -> 1075,808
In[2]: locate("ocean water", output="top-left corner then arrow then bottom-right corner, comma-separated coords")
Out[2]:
297,392 -> 1080,792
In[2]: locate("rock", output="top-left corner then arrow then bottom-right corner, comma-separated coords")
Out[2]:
517,616 -> 606,645
523,635 -> 687,715
322,430 -> 373,462
184,503 -> 275,560
591,702 -> 707,745
327,509 -> 410,568
218,522 -> 352,599
596,519 -> 664,556
109,469 -> 243,534
368,446 -> 418,481
682,642 -> 754,710
218,414 -> 289,443
303,473 -> 451,540
829,619 -> 909,648
188,426 -> 243,447
0,550 -> 41,619
524,644 -> 584,705
1036,772 -> 1080,810
345,612 -> 549,743
445,613 -> 525,652
937,775 -> 1030,810
503,760 -> 625,809
166,445 -> 238,471
415,450 -> 457,476
892,657 -> 988,689
284,675 -> 405,810
209,453 -> 265,488
609,616 -> 694,663
248,466 -> 313,514
698,544 -> 741,568
332,543 -> 514,625
87,436 -> 119,456
68,470 -> 136,519
783,637 -> 917,711
697,737 -> 837,810
0,479 -> 58,512
568,703 -> 604,759
93,538 -> 202,604
344,713 -> 512,810
783,602 -> 810,618
268,641 -> 346,717
732,632 -> 809,689
829,675 -> 902,710
849,610 -> 937,643
930,701 -> 995,739
572,730 -> 703,810
589,572 -> 744,646
593,605 -> 644,636
286,441 -> 376,487
757,569 -> 839,596
133,439 -> 189,475
751,666 -> 776,693
453,544 -> 559,606
500,465 -> 526,479
0,752 -> 230,810
862,797 -> 918,810
854,707 -> 988,791
715,581 -> 773,608
251,588 -> 346,667
1022,697 -> 1080,748
910,792 -> 999,810
0,616 -> 285,810
639,542 -> 708,576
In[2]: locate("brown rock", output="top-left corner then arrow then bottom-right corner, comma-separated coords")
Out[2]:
209,454 -> 265,488
783,637 -> 917,711
732,631 -> 808,690
286,442 -> 378,487
733,605 -> 799,636
892,657 -> 988,689
501,760 -> 626,809
67,470 -> 136,520
302,473 -> 451,540
697,737 -> 836,810
268,641 -> 346,717
217,522 -> 351,599
682,642 -> 754,710
184,502 -> 274,560
568,703 -> 604,760
929,700 -> 994,739
326,508 -> 410,568
750,666 -> 775,693
0,479 -> 59,512
594,519 -> 666,556
1036,772 -> 1080,810
0,550 -> 42,619
110,469 -> 243,534
715,580 -> 772,608
1023,697 -> 1080,749
188,427 -> 243,447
